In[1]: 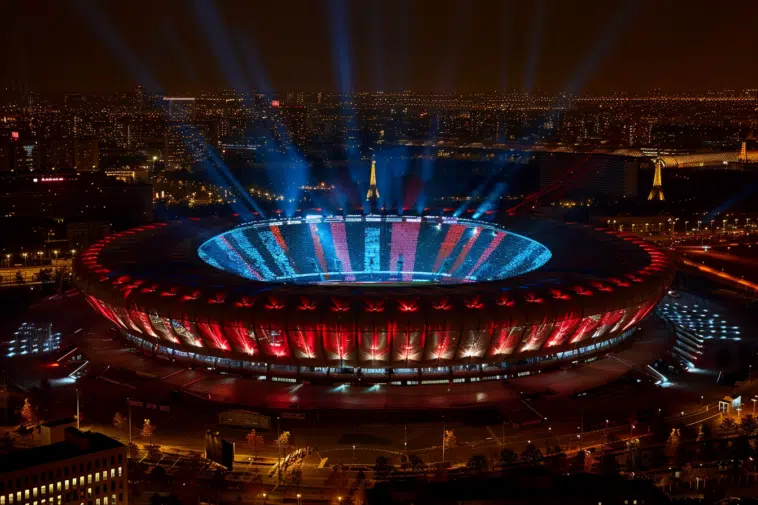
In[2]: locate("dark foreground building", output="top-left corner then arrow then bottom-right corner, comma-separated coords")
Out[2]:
0,428 -> 127,505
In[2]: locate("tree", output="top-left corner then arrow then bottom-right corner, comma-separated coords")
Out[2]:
698,422 -> 712,441
720,417 -> 739,435
141,418 -> 156,439
247,429 -> 265,460
599,452 -> 620,476
500,447 -> 517,466
467,454 -> 488,471
113,412 -> 125,431
290,467 -> 302,486
739,415 -> 758,436
409,453 -> 425,471
36,269 -> 51,283
373,456 -> 393,479
443,429 -> 456,450
277,430 -> 291,447
21,398 -> 36,424
521,443 -> 543,464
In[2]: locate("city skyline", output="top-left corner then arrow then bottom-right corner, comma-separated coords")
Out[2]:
4,0 -> 758,94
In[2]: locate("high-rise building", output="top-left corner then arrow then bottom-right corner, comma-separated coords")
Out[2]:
74,138 -> 99,172
0,428 -> 128,505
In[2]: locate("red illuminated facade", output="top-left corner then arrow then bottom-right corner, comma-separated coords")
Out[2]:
74,218 -> 673,381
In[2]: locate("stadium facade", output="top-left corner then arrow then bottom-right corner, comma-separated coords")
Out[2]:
74,215 -> 673,385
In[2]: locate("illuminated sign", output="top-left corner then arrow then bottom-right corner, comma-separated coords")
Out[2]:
11,131 -> 19,140
271,100 -> 280,108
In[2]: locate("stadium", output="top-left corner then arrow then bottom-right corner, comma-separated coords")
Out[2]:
74,215 -> 673,385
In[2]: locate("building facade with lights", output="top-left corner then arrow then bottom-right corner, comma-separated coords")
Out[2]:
0,429 -> 127,505
74,215 -> 673,385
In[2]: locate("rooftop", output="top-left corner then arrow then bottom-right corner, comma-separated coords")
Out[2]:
0,428 -> 124,474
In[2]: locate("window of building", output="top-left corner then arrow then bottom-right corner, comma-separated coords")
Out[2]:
56,483 -> 60,493
24,490 -> 29,500
116,469 -> 121,479
87,488 -> 92,497
94,474 -> 98,484
103,497 -> 108,505
63,481 -> 68,492
111,495 -> 116,505
79,477 -> 83,487
87,476 -> 91,485
1,495 -> 5,504
108,470 -> 113,480
56,497 -> 60,505
47,485 -> 51,495
94,461 -> 98,470
8,493 -> 12,504
116,455 -> 121,464
101,472 -> 106,482
95,499 -> 100,505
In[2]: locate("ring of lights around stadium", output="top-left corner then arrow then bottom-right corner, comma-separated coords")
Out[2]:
74,215 -> 673,384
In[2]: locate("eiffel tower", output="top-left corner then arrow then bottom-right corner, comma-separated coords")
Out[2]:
648,158 -> 664,201
366,159 -> 380,201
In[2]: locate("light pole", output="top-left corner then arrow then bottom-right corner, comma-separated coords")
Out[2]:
296,493 -> 301,505
22,252 -> 27,266
262,492 -> 267,505
352,445 -> 356,463
752,398 -> 757,415
404,424 -> 407,458
277,416 -> 281,483
127,398 -> 132,447
441,415 -> 446,464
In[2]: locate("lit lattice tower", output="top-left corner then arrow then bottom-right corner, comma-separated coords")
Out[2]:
648,158 -> 665,201
739,141 -> 748,163
366,159 -> 380,201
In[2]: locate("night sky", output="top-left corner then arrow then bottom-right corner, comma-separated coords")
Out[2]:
3,0 -> 756,94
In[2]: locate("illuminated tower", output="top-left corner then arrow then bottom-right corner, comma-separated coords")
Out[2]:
739,141 -> 748,163
648,158 -> 665,201
366,159 -> 380,201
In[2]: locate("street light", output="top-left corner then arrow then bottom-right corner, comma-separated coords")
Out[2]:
752,398 -> 757,415
297,493 -> 302,505
352,444 -> 356,463
262,492 -> 267,505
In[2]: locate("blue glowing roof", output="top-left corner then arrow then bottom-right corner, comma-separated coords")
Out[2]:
197,215 -> 551,285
